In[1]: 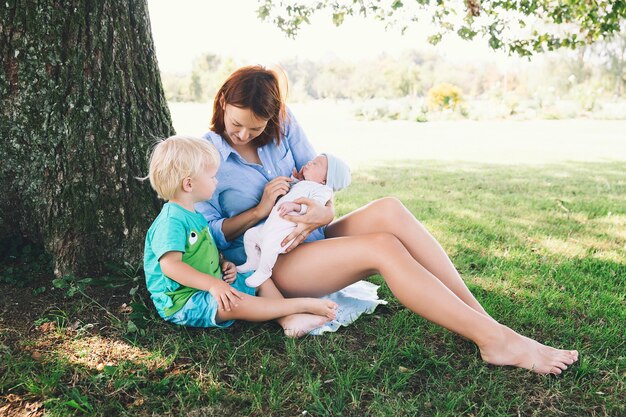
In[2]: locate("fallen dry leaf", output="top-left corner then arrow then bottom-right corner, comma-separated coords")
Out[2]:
37,322 -> 57,333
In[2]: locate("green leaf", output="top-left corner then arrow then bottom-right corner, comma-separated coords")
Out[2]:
391,0 -> 404,10
104,365 -> 117,375
65,400 -> 88,413
428,33 -> 443,45
66,286 -> 78,298
332,12 -> 345,26
127,320 -> 138,333
458,26 -> 477,40
32,286 -> 46,296
52,278 -> 67,289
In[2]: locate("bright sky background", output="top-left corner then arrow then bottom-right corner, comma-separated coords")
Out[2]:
148,0 -> 528,73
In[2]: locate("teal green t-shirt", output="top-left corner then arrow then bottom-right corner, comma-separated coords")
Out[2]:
143,202 -> 222,317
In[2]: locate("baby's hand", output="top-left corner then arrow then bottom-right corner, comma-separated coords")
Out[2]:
291,167 -> 305,181
221,260 -> 237,284
278,201 -> 301,217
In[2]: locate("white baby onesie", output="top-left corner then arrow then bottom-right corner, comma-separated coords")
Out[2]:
236,180 -> 333,287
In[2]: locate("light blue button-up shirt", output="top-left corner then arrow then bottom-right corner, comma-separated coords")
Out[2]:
195,110 -> 326,265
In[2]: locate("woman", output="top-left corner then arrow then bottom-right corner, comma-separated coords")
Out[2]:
196,66 -> 578,374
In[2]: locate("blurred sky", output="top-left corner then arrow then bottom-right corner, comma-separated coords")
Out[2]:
147,0 -> 530,73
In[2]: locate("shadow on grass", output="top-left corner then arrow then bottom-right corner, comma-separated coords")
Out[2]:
1,272 -> 623,416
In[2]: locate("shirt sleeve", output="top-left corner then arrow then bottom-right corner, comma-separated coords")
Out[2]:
195,195 -> 230,251
284,107 -> 316,171
150,217 -> 187,261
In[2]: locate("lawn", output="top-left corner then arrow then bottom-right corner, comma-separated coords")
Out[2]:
1,161 -> 624,416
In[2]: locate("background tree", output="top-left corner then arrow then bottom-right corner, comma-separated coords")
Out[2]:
0,0 -> 173,277
257,0 -> 626,56
189,54 -> 237,103
1,1 -> 624,280
596,26 -> 626,97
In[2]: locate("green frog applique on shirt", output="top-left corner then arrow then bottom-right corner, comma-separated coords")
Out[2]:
164,227 -> 222,316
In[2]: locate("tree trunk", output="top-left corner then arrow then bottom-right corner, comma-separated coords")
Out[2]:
0,0 -> 173,277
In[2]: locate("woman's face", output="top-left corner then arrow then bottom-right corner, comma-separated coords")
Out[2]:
222,104 -> 268,146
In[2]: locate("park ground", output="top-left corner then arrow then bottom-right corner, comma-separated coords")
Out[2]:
1,104 -> 624,416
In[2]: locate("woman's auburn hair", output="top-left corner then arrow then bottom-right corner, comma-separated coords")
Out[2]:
211,65 -> 287,147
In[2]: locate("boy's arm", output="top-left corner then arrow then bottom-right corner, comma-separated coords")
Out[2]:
159,251 -> 244,311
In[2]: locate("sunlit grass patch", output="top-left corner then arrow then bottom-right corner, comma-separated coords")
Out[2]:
1,160 -> 625,416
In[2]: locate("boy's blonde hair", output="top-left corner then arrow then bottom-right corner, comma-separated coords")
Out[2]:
148,135 -> 220,200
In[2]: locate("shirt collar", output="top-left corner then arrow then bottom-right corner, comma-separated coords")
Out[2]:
204,131 -> 233,161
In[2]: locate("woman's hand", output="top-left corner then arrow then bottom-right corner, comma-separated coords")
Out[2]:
255,176 -> 293,218
280,197 -> 334,252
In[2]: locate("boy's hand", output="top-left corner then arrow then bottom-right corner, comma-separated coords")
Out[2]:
209,279 -> 244,312
221,260 -> 237,284
277,201 -> 301,217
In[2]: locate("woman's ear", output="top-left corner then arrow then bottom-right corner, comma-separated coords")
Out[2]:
219,94 -> 225,110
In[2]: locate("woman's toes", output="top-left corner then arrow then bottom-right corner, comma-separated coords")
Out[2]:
557,353 -> 573,364
550,366 -> 562,375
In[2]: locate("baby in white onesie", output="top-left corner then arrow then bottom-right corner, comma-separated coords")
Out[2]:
237,153 -> 351,288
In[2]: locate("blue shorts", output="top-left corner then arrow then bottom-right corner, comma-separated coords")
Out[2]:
165,272 -> 256,328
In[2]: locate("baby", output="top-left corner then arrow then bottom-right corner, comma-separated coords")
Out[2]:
237,153 -> 351,287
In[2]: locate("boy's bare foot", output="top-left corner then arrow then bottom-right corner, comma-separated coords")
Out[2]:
479,325 -> 578,375
281,313 -> 330,338
304,298 -> 338,319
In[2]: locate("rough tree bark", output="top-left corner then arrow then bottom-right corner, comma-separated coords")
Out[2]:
0,0 -> 173,277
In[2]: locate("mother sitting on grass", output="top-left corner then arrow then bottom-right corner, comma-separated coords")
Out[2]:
197,65 -> 579,375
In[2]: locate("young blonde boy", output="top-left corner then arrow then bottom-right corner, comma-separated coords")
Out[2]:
143,135 -> 337,332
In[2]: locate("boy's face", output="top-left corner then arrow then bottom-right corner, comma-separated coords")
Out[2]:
191,165 -> 218,202
302,155 -> 328,184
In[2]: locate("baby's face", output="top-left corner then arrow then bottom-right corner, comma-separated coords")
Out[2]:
302,155 -> 328,184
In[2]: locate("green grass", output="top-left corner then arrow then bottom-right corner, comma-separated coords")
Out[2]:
1,161 -> 624,416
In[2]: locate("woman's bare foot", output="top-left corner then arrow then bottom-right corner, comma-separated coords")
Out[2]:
281,313 -> 330,338
303,298 -> 338,319
479,325 -> 578,375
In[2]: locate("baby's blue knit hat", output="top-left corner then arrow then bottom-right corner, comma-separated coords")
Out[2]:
322,153 -> 351,191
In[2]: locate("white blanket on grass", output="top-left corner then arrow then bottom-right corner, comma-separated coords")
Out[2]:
309,280 -> 387,335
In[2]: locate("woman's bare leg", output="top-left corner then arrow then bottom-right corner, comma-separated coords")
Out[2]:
326,197 -> 489,316
256,279 -> 336,338
272,233 -> 578,374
